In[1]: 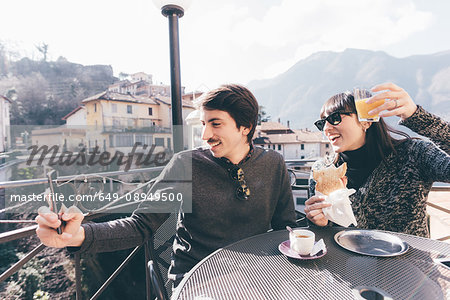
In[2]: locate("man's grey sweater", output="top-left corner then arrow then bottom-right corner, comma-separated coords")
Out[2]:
73,146 -> 296,274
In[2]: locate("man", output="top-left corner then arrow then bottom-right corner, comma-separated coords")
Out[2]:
36,84 -> 297,287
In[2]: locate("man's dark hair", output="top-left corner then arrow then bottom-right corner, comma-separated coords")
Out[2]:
198,84 -> 259,144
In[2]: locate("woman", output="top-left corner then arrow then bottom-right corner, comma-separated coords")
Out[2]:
305,82 -> 450,237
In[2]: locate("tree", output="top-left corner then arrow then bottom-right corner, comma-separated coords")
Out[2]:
6,88 -> 17,101
36,43 -> 49,62
0,41 -> 18,76
9,72 -> 50,125
0,42 -> 7,76
118,72 -> 129,80
258,105 -> 271,125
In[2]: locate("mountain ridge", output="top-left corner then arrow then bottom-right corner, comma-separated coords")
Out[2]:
248,48 -> 450,129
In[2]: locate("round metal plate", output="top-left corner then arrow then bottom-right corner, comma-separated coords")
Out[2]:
334,230 -> 409,257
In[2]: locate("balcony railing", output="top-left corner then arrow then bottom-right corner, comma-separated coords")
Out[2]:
102,125 -> 171,134
0,169 -> 449,299
0,167 -> 163,299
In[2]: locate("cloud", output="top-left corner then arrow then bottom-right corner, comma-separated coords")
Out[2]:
0,0 -> 437,92
182,0 -> 433,90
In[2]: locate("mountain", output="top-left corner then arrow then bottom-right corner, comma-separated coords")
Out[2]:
248,48 -> 450,130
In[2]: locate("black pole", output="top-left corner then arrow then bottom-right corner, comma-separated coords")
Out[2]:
162,5 -> 184,153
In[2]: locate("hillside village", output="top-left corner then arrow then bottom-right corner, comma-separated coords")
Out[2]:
0,71 -> 329,164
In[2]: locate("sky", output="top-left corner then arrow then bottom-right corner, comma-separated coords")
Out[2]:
1,0 -> 450,92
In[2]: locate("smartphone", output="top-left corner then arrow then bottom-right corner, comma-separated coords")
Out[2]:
47,170 -> 62,234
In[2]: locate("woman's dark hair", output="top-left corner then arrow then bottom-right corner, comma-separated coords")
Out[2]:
197,84 -> 259,144
320,90 -> 410,161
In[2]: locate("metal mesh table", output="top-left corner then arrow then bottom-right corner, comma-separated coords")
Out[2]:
173,227 -> 450,300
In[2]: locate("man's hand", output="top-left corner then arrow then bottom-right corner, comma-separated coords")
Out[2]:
304,195 -> 331,227
35,205 -> 85,248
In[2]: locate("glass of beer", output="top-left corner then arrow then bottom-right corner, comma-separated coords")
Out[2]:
353,88 -> 385,122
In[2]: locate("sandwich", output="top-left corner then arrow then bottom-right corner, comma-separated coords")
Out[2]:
313,162 -> 347,195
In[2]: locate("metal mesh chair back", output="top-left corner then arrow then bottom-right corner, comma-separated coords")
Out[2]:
149,213 -> 177,299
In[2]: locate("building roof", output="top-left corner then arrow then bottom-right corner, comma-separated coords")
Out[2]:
256,121 -> 294,134
32,126 -> 86,135
81,91 -> 160,105
108,80 -> 129,88
0,95 -> 12,103
131,71 -> 149,77
81,90 -> 195,109
182,91 -> 204,100
254,129 -> 325,144
62,106 -> 85,120
154,96 -> 195,109
259,121 -> 290,131
293,130 -> 326,142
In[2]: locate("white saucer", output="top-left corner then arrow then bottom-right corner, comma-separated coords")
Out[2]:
278,240 -> 327,260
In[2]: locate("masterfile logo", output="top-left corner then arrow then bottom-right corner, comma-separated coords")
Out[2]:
26,142 -> 170,171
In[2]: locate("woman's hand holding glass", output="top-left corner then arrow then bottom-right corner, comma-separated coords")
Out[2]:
304,196 -> 331,227
367,82 -> 417,120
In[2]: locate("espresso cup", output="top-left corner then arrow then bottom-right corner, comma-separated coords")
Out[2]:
289,229 -> 315,255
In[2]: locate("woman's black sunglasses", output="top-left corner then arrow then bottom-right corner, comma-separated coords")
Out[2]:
314,111 -> 353,131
